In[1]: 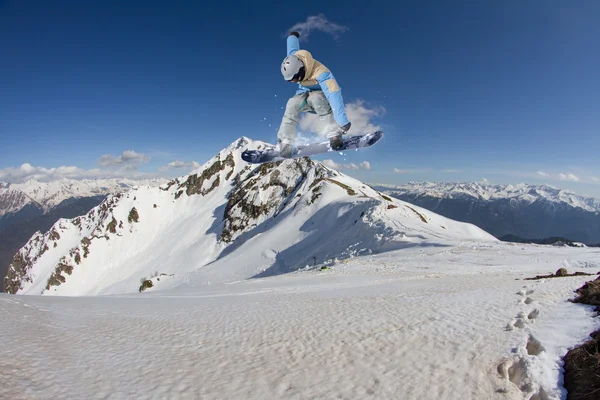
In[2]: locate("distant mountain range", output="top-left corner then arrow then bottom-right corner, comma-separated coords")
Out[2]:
376,182 -> 600,244
1,178 -> 166,214
0,178 -> 165,291
498,234 -> 599,247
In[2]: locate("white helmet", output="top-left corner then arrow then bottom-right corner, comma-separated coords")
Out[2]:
281,55 -> 305,82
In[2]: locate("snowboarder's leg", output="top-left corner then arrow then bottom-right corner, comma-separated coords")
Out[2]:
306,91 -> 340,138
277,93 -> 309,158
306,91 -> 344,150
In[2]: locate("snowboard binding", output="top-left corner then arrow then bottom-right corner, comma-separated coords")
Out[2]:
329,134 -> 344,151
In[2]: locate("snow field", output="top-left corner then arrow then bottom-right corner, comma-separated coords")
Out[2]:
2,243 -> 599,400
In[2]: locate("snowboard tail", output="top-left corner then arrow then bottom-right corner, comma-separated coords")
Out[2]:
242,131 -> 383,164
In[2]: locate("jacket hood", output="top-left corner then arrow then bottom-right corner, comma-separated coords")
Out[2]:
294,50 -> 326,86
295,50 -> 316,77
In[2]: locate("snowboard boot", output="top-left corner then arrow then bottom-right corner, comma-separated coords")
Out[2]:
329,134 -> 343,151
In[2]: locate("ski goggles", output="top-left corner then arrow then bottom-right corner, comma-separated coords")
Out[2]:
288,67 -> 306,83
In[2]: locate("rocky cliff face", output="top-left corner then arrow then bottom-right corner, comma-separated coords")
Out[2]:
222,158 -> 317,243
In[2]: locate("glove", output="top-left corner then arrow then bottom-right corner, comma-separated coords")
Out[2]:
340,122 -> 351,132
289,31 -> 300,38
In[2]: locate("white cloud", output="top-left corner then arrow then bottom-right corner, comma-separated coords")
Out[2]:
1,149 -> 158,183
510,169 -> 593,184
288,14 -> 348,40
299,100 -> 384,137
482,178 -> 489,183
393,168 -> 430,174
322,159 -> 370,171
344,101 -> 385,134
442,169 -> 460,173
0,163 -> 155,183
98,150 -> 150,169
559,173 -> 579,182
163,161 -> 200,170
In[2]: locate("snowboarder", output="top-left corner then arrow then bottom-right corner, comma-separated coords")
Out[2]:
278,31 -> 351,158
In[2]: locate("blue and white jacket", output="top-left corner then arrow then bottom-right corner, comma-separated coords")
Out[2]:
287,35 -> 350,127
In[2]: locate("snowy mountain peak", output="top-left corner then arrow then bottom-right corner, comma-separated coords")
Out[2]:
230,136 -> 252,150
5,138 -> 495,296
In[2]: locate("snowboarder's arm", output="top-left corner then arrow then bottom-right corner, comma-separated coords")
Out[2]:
287,32 -> 300,56
317,72 -> 350,127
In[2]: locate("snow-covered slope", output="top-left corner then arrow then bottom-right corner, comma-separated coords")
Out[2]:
0,177 -> 168,292
5,138 -> 496,296
2,243 -> 599,399
377,182 -> 600,213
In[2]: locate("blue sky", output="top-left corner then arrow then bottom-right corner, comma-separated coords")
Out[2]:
1,0 -> 599,196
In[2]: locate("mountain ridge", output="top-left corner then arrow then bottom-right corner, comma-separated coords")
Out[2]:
5,138 -> 495,296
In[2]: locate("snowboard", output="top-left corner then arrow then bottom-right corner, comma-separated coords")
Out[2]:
241,131 -> 383,164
